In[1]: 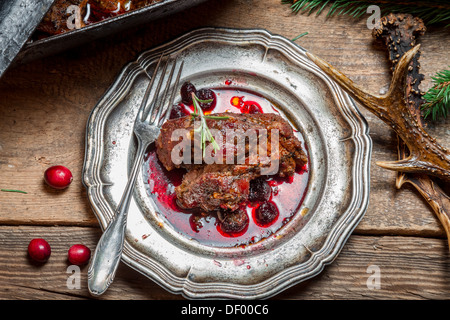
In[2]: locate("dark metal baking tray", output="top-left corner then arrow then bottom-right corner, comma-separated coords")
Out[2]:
13,0 -> 210,66
0,0 -> 55,78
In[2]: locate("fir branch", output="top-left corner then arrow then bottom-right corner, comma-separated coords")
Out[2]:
282,0 -> 450,26
422,68 -> 450,121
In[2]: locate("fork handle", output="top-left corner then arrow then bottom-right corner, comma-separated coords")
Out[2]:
87,140 -> 146,296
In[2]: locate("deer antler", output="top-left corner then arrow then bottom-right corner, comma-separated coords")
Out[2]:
372,14 -> 450,247
306,45 -> 450,181
305,13 -> 450,248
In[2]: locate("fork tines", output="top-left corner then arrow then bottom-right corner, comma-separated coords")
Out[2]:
139,54 -> 184,125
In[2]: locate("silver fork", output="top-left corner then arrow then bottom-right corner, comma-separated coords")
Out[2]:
87,55 -> 184,296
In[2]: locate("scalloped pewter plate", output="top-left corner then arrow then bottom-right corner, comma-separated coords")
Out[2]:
82,27 -> 372,299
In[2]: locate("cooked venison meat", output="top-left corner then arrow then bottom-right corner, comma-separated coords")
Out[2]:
37,0 -> 86,35
37,0 -> 161,36
174,163 -> 253,212
155,112 -> 307,212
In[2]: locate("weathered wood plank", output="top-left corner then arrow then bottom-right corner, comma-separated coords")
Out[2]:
0,226 -> 448,299
0,225 -> 178,300
277,233 -> 450,299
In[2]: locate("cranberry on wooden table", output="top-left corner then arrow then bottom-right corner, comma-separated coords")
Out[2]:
28,238 -> 51,263
68,244 -> 91,265
44,165 -> 73,189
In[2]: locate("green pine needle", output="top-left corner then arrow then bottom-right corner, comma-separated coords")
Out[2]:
292,32 -> 309,41
282,0 -> 450,27
1,189 -> 27,194
422,68 -> 450,121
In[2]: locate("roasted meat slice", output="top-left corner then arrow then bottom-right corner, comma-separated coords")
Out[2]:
37,0 -> 87,35
156,112 -> 307,212
175,164 -> 254,212
89,0 -> 136,19
157,112 -> 307,172
36,0 -> 161,36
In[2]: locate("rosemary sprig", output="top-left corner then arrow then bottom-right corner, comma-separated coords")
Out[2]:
190,93 -> 229,156
422,68 -> 450,121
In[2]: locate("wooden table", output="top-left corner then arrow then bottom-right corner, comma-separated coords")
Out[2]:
0,0 -> 449,300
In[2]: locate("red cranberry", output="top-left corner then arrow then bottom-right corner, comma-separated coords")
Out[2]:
44,165 -> 73,189
249,178 -> 272,202
169,104 -> 190,119
68,244 -> 91,265
254,201 -> 279,226
196,88 -> 217,111
180,82 -> 196,105
28,238 -> 51,263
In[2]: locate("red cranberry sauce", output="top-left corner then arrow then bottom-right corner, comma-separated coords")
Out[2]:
144,84 -> 309,247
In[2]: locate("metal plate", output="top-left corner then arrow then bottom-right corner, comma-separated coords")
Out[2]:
82,27 -> 372,299
14,0 -> 210,65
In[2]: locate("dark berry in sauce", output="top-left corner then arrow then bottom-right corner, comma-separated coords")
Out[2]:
249,178 -> 272,202
169,104 -> 190,119
254,201 -> 279,226
180,82 -> 196,105
218,208 -> 249,234
247,103 -> 262,114
196,88 -> 217,111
